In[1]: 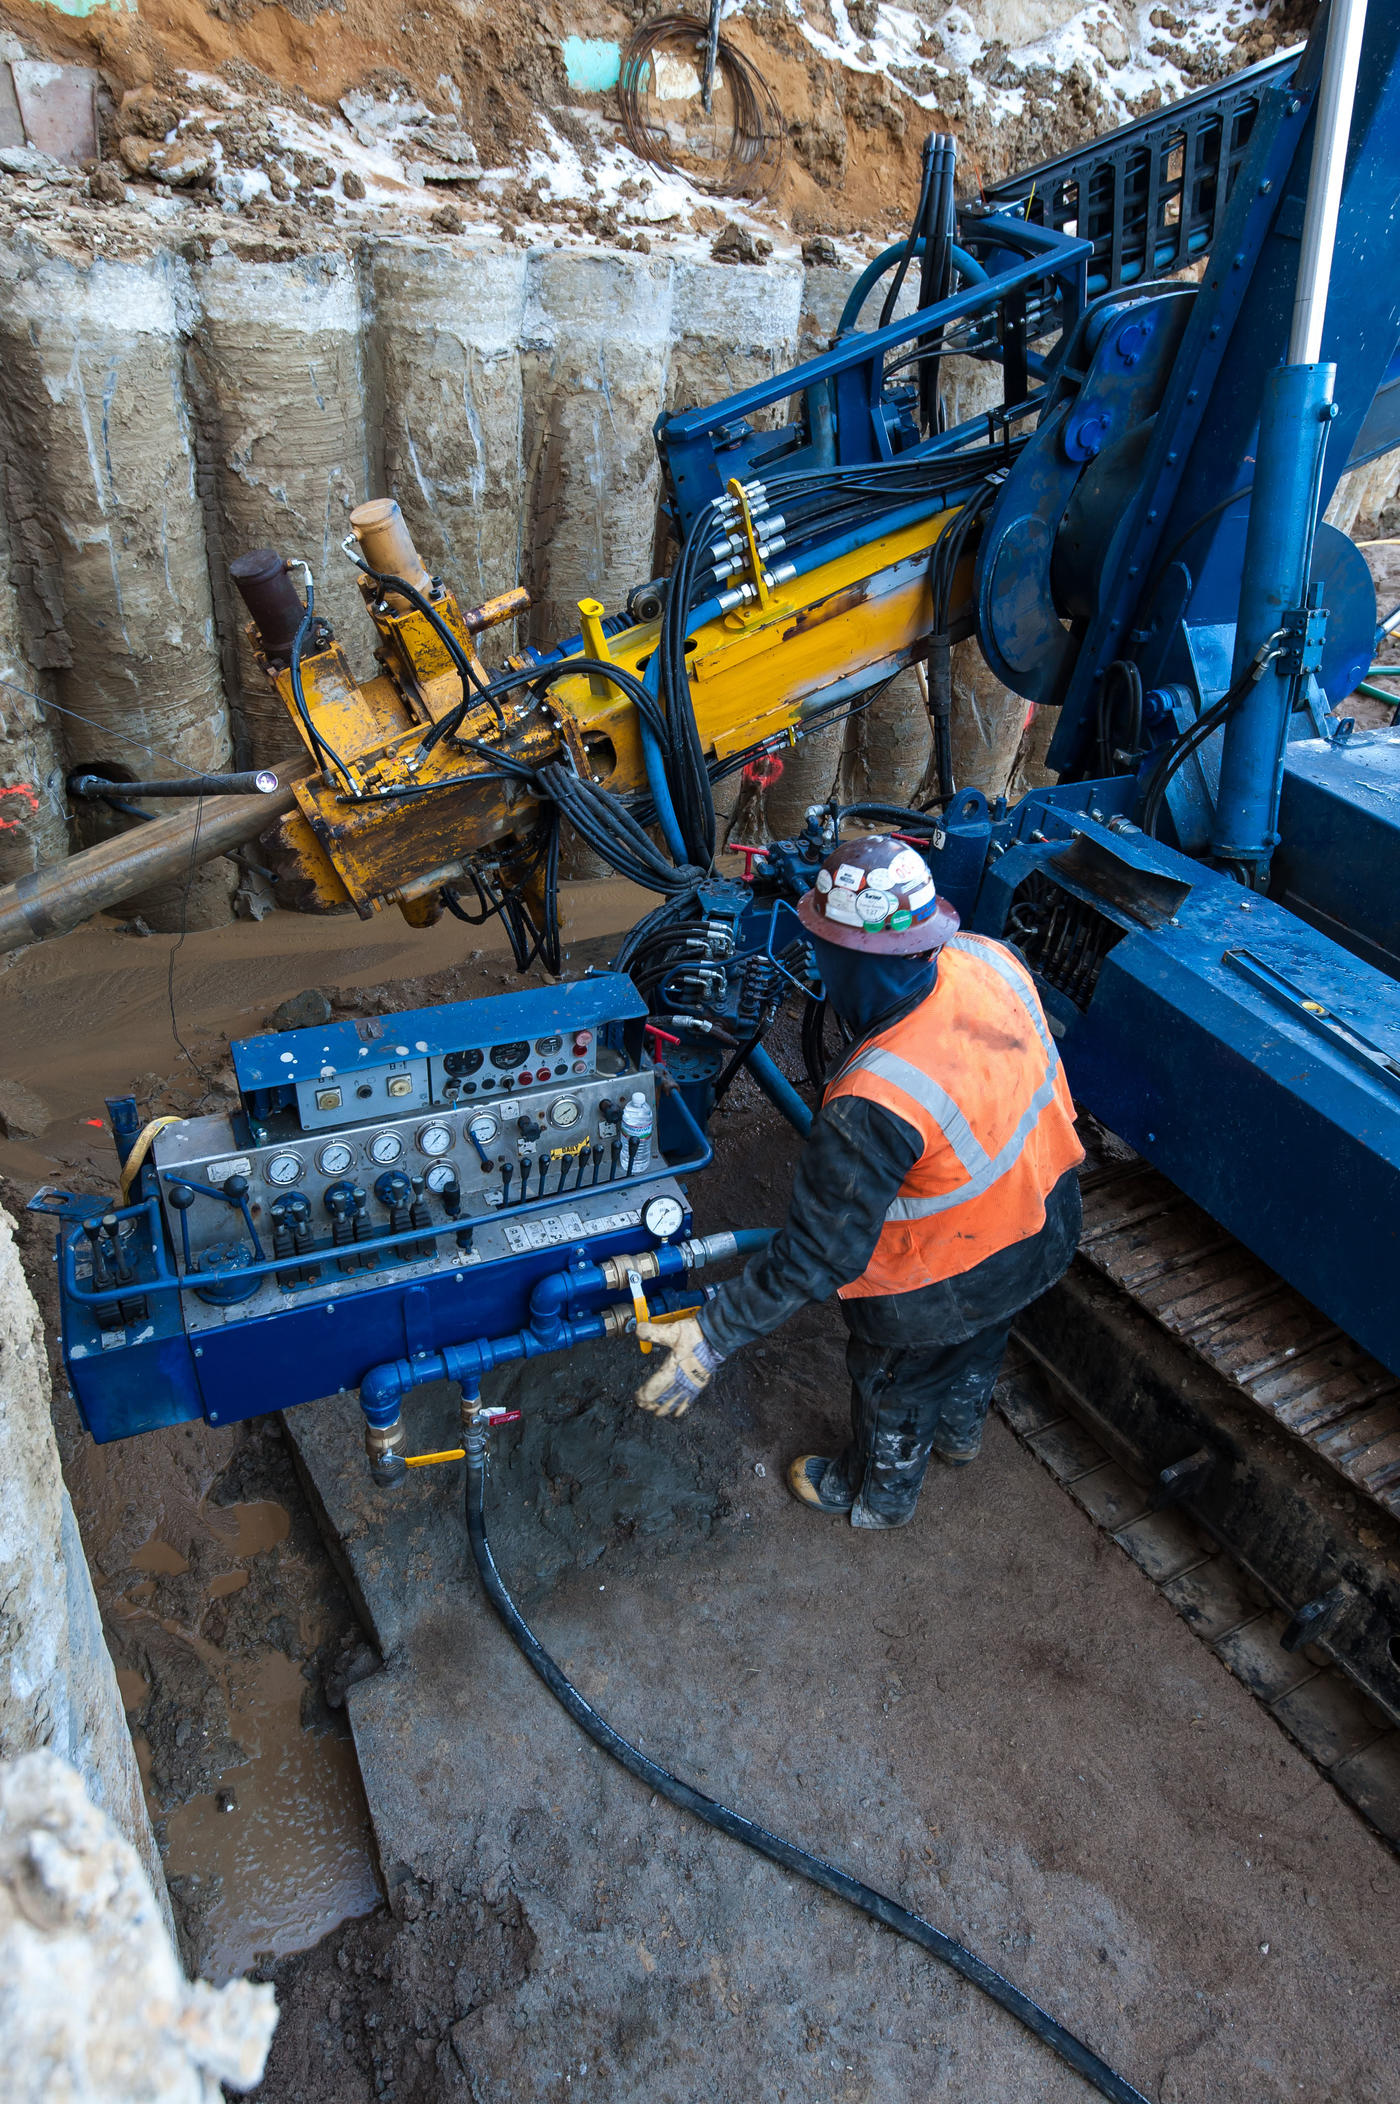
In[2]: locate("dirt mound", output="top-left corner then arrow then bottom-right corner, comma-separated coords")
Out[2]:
0,0 -> 1311,248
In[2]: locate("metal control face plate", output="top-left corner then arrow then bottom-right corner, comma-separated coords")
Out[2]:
151,1067 -> 662,1333
231,979 -> 640,1142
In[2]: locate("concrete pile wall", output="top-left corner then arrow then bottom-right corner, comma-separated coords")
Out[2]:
1,224 -> 1393,920
0,1202 -> 166,1913
0,228 -> 1032,917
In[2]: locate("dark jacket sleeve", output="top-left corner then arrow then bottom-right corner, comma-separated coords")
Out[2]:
697,1096 -> 921,1357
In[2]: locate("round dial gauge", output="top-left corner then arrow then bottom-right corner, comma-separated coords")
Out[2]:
368,1130 -> 404,1165
417,1123 -> 454,1157
265,1152 -> 304,1186
467,1113 -> 499,1148
549,1096 -> 582,1129
424,1161 -> 459,1195
317,1141 -> 353,1175
643,1194 -> 685,1240
443,1047 -> 483,1076
490,1039 -> 530,1071
534,1034 -> 563,1056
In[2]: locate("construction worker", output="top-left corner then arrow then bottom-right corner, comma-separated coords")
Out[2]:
634,834 -> 1084,1528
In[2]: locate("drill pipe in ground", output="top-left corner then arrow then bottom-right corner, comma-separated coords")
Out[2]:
0,759 -> 310,953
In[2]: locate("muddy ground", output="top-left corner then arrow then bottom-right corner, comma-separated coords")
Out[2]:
3,890 -> 1399,2101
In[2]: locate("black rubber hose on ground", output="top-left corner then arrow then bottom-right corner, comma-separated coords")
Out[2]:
463,1446 -> 1151,2104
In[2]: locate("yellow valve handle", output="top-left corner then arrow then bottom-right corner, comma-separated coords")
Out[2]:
626,1266 -> 652,1349
404,1448 -> 466,1469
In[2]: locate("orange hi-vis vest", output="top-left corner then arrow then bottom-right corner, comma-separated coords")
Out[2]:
823,931 -> 1084,1297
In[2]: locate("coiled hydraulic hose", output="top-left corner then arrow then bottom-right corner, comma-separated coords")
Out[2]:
464,1443 -> 1151,2104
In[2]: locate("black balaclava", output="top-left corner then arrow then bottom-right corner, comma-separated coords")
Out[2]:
811,933 -> 938,1043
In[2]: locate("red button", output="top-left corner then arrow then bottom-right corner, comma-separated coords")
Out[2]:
518,1071 -> 532,1085
573,1031 -> 592,1052
536,1067 -> 550,1081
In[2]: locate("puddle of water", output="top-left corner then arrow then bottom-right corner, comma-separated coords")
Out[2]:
116,1667 -> 149,1711
205,1499 -> 291,1558
164,1650 -> 380,1981
132,1535 -> 190,1576
208,1569 -> 251,1600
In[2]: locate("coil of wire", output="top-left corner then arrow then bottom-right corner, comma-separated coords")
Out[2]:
618,13 -> 784,198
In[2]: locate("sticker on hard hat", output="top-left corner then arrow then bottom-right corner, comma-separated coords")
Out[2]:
863,865 -> 895,890
856,888 -> 894,925
824,885 -> 864,926
815,869 -> 833,893
887,848 -> 927,885
889,909 -> 913,930
907,879 -> 936,910
834,863 -> 867,891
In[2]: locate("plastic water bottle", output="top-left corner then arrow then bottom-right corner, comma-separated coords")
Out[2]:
621,1090 -> 653,1174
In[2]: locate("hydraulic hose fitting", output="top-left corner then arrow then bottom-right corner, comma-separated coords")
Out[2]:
366,1416 -> 407,1488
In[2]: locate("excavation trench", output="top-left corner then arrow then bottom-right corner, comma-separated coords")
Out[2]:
5,894 -> 1400,2102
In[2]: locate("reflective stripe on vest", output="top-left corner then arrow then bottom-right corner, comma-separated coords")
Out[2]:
879,933 -> 1063,1222
823,929 -> 1083,1301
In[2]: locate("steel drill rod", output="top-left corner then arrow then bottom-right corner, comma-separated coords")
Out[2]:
0,758 -> 310,954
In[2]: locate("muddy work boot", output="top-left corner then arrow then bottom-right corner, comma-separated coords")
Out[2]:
929,1427 -> 982,1467
850,1420 -> 934,1529
786,1453 -> 856,1515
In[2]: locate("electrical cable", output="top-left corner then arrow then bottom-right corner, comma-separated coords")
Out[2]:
1096,661 -> 1143,775
464,1452 -> 1150,2104
618,13 -> 784,198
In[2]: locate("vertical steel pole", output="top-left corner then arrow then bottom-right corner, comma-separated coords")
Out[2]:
1210,0 -> 1367,880
1211,361 -> 1335,871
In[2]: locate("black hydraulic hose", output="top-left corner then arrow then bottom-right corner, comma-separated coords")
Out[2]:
290,590 -> 354,792
464,1450 -> 1151,2104
879,138 -> 936,330
70,770 -> 280,800
352,561 -> 506,737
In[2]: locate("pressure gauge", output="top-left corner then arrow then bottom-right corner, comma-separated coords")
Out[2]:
643,1194 -> 685,1240
265,1152 -> 304,1186
467,1113 -> 499,1148
425,1161 -> 459,1195
368,1130 -> 404,1165
534,1034 -> 563,1056
417,1122 -> 454,1157
317,1141 -> 354,1175
549,1096 -> 582,1129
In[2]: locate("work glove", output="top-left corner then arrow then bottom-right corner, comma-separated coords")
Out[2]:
633,1316 -> 725,1418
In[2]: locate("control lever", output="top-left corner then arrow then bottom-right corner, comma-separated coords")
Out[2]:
374,1170 -> 414,1233
83,1214 -> 113,1291
221,1173 -> 265,1260
164,1186 -> 195,1268
498,1159 -> 515,1206
535,1157 -> 548,1200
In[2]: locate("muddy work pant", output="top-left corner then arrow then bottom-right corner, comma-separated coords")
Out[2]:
840,1321 -> 1012,1525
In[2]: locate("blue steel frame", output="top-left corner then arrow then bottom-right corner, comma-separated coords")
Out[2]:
655,214 -> 1090,539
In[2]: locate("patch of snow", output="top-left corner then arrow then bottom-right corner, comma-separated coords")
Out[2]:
764,0 -> 1286,129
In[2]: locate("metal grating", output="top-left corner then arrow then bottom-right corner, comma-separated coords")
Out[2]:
984,45 -> 1302,294
1077,1159 -> 1400,1518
